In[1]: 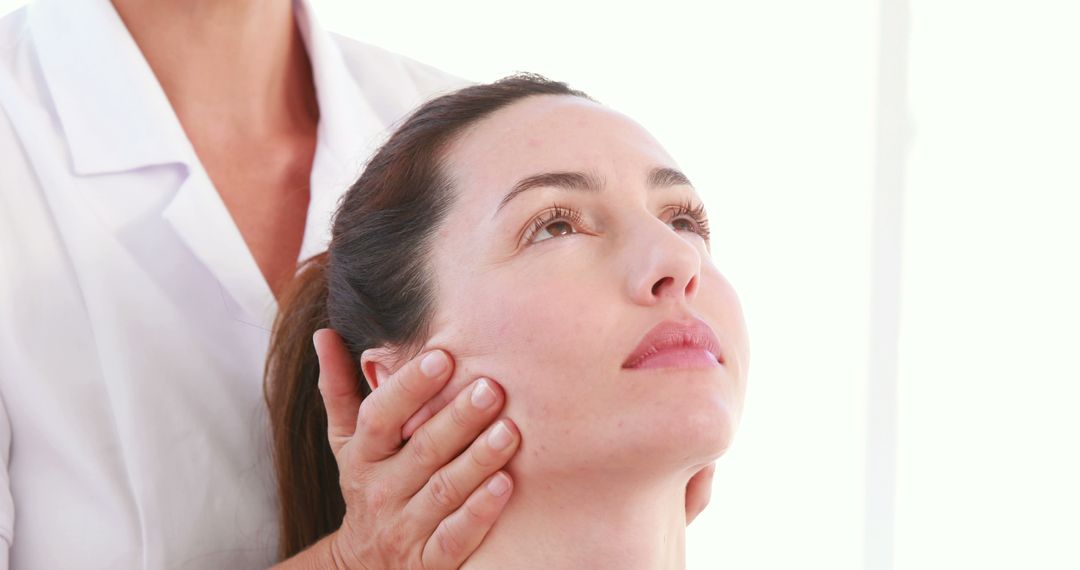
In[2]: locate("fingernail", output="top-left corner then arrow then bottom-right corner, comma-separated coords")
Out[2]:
471,379 -> 497,409
487,420 -> 513,450
486,472 -> 510,497
420,350 -> 448,377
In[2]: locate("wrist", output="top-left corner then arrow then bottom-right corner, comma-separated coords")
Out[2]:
268,529 -> 361,570
326,529 -> 349,570
327,525 -> 368,570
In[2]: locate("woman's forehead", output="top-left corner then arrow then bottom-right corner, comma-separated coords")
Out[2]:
443,95 -> 675,201
452,95 -> 644,154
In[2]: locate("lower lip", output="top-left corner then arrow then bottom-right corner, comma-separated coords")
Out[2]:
625,348 -> 721,370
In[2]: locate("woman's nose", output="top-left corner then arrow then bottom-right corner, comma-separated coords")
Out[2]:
625,221 -> 702,306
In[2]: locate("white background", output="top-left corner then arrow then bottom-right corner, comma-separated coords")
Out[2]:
2,1 -> 1077,568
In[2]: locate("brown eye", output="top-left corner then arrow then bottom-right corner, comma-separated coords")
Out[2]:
524,205 -> 587,246
536,220 -> 575,241
665,201 -> 712,241
671,217 -> 697,233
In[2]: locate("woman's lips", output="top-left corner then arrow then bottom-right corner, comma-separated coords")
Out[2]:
621,318 -> 724,370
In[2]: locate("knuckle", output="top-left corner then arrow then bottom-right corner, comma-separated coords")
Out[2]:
468,439 -> 497,470
462,494 -> 491,524
434,521 -> 464,559
407,427 -> 438,467
355,402 -> 385,440
448,395 -> 473,430
395,363 -> 427,400
428,469 -> 462,510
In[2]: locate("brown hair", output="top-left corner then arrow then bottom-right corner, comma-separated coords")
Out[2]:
263,73 -> 593,560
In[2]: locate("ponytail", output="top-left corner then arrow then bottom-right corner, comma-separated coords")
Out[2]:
264,251 -> 347,561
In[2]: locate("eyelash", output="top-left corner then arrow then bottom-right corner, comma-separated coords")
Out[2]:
522,200 -> 712,245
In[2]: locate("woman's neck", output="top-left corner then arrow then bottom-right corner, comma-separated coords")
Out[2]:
461,471 -> 690,569
111,0 -> 317,139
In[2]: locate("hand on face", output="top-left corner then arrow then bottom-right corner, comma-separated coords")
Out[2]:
312,329 -> 519,569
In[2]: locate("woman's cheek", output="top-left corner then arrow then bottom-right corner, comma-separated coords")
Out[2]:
698,268 -> 751,382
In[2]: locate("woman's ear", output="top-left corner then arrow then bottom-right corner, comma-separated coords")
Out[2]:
360,346 -> 398,393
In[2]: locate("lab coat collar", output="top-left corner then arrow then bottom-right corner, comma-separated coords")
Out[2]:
28,0 -> 381,331
27,0 -> 372,179
28,0 -> 191,175
292,0 -> 376,175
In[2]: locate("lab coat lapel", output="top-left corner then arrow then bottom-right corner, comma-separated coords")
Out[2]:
162,167 -> 278,331
28,0 -> 192,175
29,0 -> 277,329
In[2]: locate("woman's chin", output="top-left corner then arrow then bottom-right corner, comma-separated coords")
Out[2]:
649,379 -> 740,461
608,399 -> 739,476
511,403 -> 736,483
671,401 -> 738,464
502,364 -> 741,479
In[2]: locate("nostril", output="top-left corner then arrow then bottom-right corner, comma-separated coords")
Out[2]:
685,275 -> 699,297
651,277 -> 673,297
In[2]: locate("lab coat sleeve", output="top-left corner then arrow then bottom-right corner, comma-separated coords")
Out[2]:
0,390 -> 12,570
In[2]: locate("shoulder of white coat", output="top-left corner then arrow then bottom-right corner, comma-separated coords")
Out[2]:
328,32 -> 476,125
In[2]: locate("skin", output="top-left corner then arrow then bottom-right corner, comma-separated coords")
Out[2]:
360,95 -> 751,569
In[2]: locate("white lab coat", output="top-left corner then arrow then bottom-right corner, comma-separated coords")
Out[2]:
0,0 -> 469,567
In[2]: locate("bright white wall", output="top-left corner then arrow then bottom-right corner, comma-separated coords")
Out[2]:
895,1 -> 1080,569
2,0 -> 1076,568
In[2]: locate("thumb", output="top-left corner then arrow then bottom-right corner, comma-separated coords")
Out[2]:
314,328 -> 364,455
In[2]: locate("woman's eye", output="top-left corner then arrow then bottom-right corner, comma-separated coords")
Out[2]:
532,220 -> 576,243
670,217 -> 698,233
523,204 -> 707,246
662,201 -> 711,241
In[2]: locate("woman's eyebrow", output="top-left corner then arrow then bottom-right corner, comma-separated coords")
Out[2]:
495,166 -> 694,215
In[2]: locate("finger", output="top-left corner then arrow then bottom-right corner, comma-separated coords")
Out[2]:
400,382 -> 460,440
685,462 -> 716,525
393,378 -> 505,492
352,348 -> 454,463
405,418 -> 520,532
401,406 -> 435,442
314,329 -> 363,455
421,471 -> 513,570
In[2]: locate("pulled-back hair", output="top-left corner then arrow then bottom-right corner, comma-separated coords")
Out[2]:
263,73 -> 593,560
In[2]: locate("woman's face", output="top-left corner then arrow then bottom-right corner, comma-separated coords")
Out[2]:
423,95 -> 750,479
